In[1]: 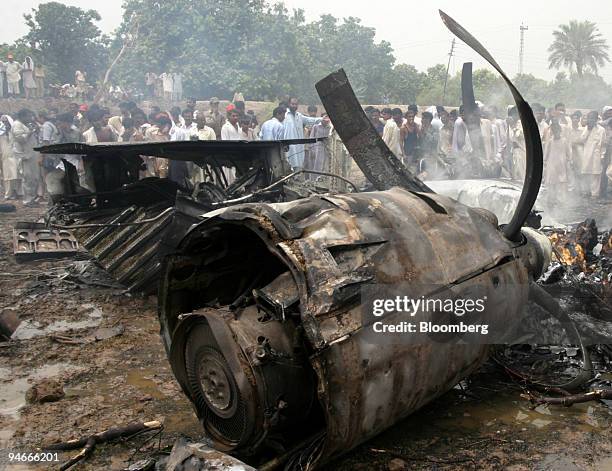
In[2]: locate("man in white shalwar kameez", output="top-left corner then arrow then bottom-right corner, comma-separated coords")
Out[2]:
0,115 -> 22,198
533,103 -> 549,140
5,54 -> 22,97
22,57 -> 37,99
479,115 -> 496,173
12,109 -> 40,204
220,109 -> 242,184
569,111 -> 585,194
490,107 -> 508,170
543,121 -> 571,205
579,111 -> 607,197
161,73 -> 173,101
382,108 -> 403,160
508,108 -> 526,182
282,98 -> 321,170
308,114 -> 332,174
451,108 -> 474,178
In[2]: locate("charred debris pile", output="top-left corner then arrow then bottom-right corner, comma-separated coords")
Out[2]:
494,219 -> 612,410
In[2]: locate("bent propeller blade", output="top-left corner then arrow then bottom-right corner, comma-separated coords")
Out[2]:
316,69 -> 433,193
439,10 -> 543,241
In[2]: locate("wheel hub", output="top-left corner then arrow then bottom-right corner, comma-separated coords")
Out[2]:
198,352 -> 232,411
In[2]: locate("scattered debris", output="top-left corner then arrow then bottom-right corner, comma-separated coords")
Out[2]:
122,459 -> 156,471
13,222 -> 79,260
50,324 -> 125,345
25,378 -> 65,404
0,308 -> 20,340
521,388 -> 612,407
11,303 -> 103,340
0,363 -> 81,418
544,220 -> 612,301
164,438 -> 256,471
45,420 -> 162,471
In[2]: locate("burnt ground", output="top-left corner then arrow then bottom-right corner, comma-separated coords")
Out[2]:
0,202 -> 611,471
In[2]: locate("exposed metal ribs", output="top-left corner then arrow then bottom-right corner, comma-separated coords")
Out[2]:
73,203 -> 175,293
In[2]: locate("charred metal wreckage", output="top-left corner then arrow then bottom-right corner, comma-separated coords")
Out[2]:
36,11 -> 567,470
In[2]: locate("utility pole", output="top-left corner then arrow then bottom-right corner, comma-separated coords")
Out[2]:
442,38 -> 456,104
519,23 -> 528,75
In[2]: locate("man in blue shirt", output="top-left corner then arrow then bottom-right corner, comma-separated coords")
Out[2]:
259,106 -> 286,141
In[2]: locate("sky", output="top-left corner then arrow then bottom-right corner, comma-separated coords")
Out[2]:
2,0 -> 612,82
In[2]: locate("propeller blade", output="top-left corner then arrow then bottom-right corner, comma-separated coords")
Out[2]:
440,10 -> 543,241
461,62 -> 476,112
316,69 -> 433,193
461,62 -> 485,158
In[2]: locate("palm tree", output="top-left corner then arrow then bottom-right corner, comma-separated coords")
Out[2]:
548,20 -> 610,77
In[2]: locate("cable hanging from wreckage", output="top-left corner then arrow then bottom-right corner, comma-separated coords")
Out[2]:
35,10 -> 596,471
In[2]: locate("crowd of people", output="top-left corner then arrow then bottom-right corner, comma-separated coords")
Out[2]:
373,102 -> 612,203
0,94 -> 351,203
1,91 -> 611,207
0,53 -> 99,100
0,54 -> 46,99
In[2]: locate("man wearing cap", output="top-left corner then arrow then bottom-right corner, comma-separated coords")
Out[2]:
207,97 -> 225,140
5,54 -> 22,97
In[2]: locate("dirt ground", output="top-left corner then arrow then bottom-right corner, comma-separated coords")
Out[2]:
1,201 -> 611,471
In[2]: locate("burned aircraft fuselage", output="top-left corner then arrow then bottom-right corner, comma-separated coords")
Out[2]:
158,188 -> 549,464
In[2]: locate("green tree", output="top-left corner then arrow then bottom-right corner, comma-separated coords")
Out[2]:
512,73 -> 550,104
386,63 -> 426,104
114,0 -> 396,102
308,15 -> 395,102
23,2 -> 109,84
472,69 -> 509,108
565,73 -> 612,109
548,20 -> 610,77
415,64 -> 460,106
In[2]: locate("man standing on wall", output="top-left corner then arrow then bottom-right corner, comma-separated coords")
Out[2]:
5,54 -> 22,97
